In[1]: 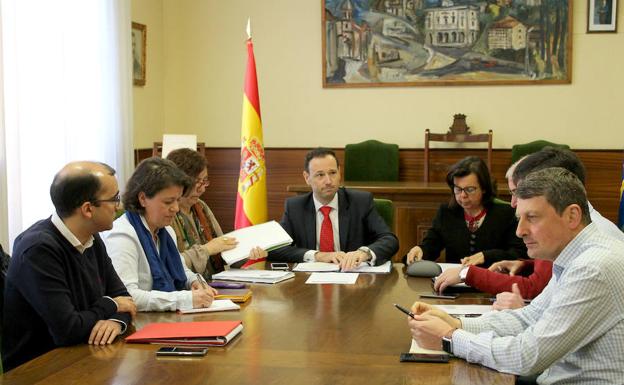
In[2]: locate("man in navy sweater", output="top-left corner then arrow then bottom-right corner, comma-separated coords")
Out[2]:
2,161 -> 136,372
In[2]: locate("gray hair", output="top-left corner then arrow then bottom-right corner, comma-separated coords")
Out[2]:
516,167 -> 591,225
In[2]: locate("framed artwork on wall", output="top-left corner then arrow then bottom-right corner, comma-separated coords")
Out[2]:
587,0 -> 618,32
132,22 -> 146,86
322,0 -> 572,87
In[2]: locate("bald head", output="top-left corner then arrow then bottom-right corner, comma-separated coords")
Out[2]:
50,161 -> 116,218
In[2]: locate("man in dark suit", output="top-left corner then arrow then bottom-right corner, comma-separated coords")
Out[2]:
269,148 -> 399,270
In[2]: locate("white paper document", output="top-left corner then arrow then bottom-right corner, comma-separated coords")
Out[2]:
212,269 -> 295,284
220,220 -> 293,265
294,261 -> 392,274
293,262 -> 340,272
305,272 -> 359,284
409,338 -> 449,355
436,304 -> 493,316
178,299 -> 240,314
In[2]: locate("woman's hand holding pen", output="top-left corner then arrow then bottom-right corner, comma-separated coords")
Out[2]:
191,274 -> 218,308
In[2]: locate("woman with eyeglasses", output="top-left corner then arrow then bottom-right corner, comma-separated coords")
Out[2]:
166,148 -> 267,279
104,157 -> 217,312
406,156 -> 526,266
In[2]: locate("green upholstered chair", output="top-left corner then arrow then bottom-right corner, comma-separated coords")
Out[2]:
373,198 -> 394,231
510,140 -> 570,164
344,140 -> 399,182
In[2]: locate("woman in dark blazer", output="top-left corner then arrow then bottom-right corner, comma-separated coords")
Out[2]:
406,156 -> 526,266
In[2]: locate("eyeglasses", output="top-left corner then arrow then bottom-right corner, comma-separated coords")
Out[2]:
509,188 -> 517,197
195,177 -> 210,187
453,186 -> 479,195
92,192 -> 121,207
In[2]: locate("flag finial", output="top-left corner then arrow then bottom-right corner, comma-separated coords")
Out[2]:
246,18 -> 251,40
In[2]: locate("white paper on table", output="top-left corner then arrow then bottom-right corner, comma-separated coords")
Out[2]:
409,339 -> 449,355
178,299 -> 240,314
436,262 -> 469,288
161,134 -> 197,158
305,272 -> 359,285
348,260 -> 392,274
220,221 -> 293,265
293,262 -> 340,272
436,304 -> 493,316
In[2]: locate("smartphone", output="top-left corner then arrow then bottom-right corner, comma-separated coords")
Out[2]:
419,293 -> 459,300
400,353 -> 450,363
156,346 -> 208,357
270,263 -> 289,270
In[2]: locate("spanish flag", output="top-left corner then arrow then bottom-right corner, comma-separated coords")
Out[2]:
234,28 -> 267,229
619,161 -> 624,229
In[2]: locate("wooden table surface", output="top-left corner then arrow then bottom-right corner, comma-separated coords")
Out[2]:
2,264 -> 513,385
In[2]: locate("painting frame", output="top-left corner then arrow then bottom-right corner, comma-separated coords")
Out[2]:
587,0 -> 618,33
132,22 -> 146,86
322,0 -> 573,87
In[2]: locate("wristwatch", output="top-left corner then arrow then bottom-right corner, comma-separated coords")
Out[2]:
442,336 -> 453,355
442,328 -> 456,355
459,266 -> 470,282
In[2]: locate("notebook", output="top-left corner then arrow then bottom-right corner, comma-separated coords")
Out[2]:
178,299 -> 240,314
126,321 -> 243,346
220,221 -> 293,265
214,288 -> 252,303
212,269 -> 295,284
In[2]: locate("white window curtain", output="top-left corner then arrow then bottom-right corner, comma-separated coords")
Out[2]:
0,0 -> 133,251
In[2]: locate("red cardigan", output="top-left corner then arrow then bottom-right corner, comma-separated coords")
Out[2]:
465,259 -> 552,299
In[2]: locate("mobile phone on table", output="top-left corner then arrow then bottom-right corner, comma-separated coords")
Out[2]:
270,262 -> 289,270
156,346 -> 208,357
400,352 -> 449,363
419,292 -> 459,300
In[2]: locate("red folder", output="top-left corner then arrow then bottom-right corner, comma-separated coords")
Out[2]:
125,321 -> 243,346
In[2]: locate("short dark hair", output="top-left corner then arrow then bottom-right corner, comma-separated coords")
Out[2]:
50,163 -> 115,218
516,167 -> 590,225
446,156 -> 495,208
122,157 -> 192,214
304,147 -> 339,173
512,147 -> 586,185
166,148 -> 208,179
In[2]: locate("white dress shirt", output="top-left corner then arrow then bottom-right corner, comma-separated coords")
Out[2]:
104,214 -> 197,312
452,223 -> 624,384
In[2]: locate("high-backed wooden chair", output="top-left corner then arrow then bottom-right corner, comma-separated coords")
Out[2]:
152,142 -> 206,158
424,114 -> 492,182
344,139 -> 399,182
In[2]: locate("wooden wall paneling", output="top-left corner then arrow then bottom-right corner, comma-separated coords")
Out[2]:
135,148 -> 623,239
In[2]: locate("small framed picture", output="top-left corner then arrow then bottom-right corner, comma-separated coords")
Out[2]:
588,0 -> 618,33
132,22 -> 146,86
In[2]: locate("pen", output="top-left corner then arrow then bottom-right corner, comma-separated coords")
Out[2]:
488,297 -> 531,304
195,273 -> 209,289
393,303 -> 416,319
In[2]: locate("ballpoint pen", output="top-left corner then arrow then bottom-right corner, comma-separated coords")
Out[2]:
196,273 -> 209,289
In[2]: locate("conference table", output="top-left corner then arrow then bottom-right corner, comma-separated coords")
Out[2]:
1,264 -> 514,385
287,182 -> 511,261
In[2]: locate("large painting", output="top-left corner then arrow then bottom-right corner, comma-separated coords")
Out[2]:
323,0 -> 572,87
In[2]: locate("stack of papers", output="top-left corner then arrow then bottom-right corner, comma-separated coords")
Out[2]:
305,272 -> 359,284
220,221 -> 293,265
126,320 -> 243,346
178,299 -> 240,314
215,288 -> 252,303
409,339 -> 449,356
293,260 -> 392,274
212,269 -> 295,284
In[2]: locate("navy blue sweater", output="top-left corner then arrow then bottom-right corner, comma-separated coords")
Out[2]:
2,218 -> 131,371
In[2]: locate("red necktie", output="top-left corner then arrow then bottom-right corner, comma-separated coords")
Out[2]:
319,206 -> 335,252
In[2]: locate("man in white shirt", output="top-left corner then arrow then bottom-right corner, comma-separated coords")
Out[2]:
408,167 -> 624,384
